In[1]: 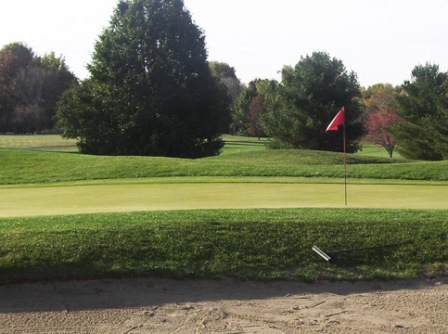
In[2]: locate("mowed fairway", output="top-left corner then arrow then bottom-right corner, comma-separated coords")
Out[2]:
1,180 -> 446,217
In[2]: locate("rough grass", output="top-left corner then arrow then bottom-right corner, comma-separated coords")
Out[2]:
0,209 -> 447,284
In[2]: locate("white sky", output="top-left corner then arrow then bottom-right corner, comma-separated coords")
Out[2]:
1,0 -> 447,87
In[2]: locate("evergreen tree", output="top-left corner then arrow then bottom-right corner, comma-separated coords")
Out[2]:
262,52 -> 364,152
57,0 -> 230,157
393,64 -> 448,160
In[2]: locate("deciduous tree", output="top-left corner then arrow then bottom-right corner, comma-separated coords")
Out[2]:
247,96 -> 266,138
366,110 -> 402,158
0,43 -> 77,133
361,83 -> 401,157
362,83 -> 396,113
209,61 -> 243,101
231,79 -> 281,136
0,43 -> 35,132
232,81 -> 258,135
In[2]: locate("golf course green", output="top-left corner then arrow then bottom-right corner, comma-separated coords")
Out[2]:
1,180 -> 446,217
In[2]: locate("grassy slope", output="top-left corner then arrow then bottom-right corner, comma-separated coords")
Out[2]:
0,209 -> 447,283
3,134 -> 444,184
1,135 -> 447,283
1,149 -> 447,185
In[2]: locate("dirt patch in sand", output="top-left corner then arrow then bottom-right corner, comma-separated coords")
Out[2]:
0,277 -> 447,333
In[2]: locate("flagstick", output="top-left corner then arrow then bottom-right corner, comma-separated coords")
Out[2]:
343,119 -> 347,206
325,106 -> 347,206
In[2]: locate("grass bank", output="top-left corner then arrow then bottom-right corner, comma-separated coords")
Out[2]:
1,149 -> 447,185
0,208 -> 447,284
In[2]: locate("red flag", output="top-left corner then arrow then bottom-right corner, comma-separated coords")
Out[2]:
326,107 -> 345,132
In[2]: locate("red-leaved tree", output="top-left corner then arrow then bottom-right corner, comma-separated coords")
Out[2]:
247,96 -> 266,139
366,109 -> 403,158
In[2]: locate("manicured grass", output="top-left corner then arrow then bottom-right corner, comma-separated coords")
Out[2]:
356,142 -> 404,159
1,182 -> 447,217
1,134 -> 447,284
0,134 -> 77,152
0,208 -> 447,284
0,134 -> 268,155
1,148 -> 447,185
0,134 -> 401,159
221,135 -> 268,155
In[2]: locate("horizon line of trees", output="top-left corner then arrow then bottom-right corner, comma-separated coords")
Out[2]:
1,0 -> 447,160
230,59 -> 448,160
0,42 -> 78,134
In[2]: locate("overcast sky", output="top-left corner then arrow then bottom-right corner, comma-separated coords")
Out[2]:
1,0 -> 447,87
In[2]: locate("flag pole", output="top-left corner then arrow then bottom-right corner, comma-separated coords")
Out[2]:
343,119 -> 347,206
325,107 -> 347,206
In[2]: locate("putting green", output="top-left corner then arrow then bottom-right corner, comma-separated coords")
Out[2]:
0,182 -> 446,217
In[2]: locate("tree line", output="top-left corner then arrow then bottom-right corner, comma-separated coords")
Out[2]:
1,0 -> 447,160
0,43 -> 77,134
217,54 -> 448,160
